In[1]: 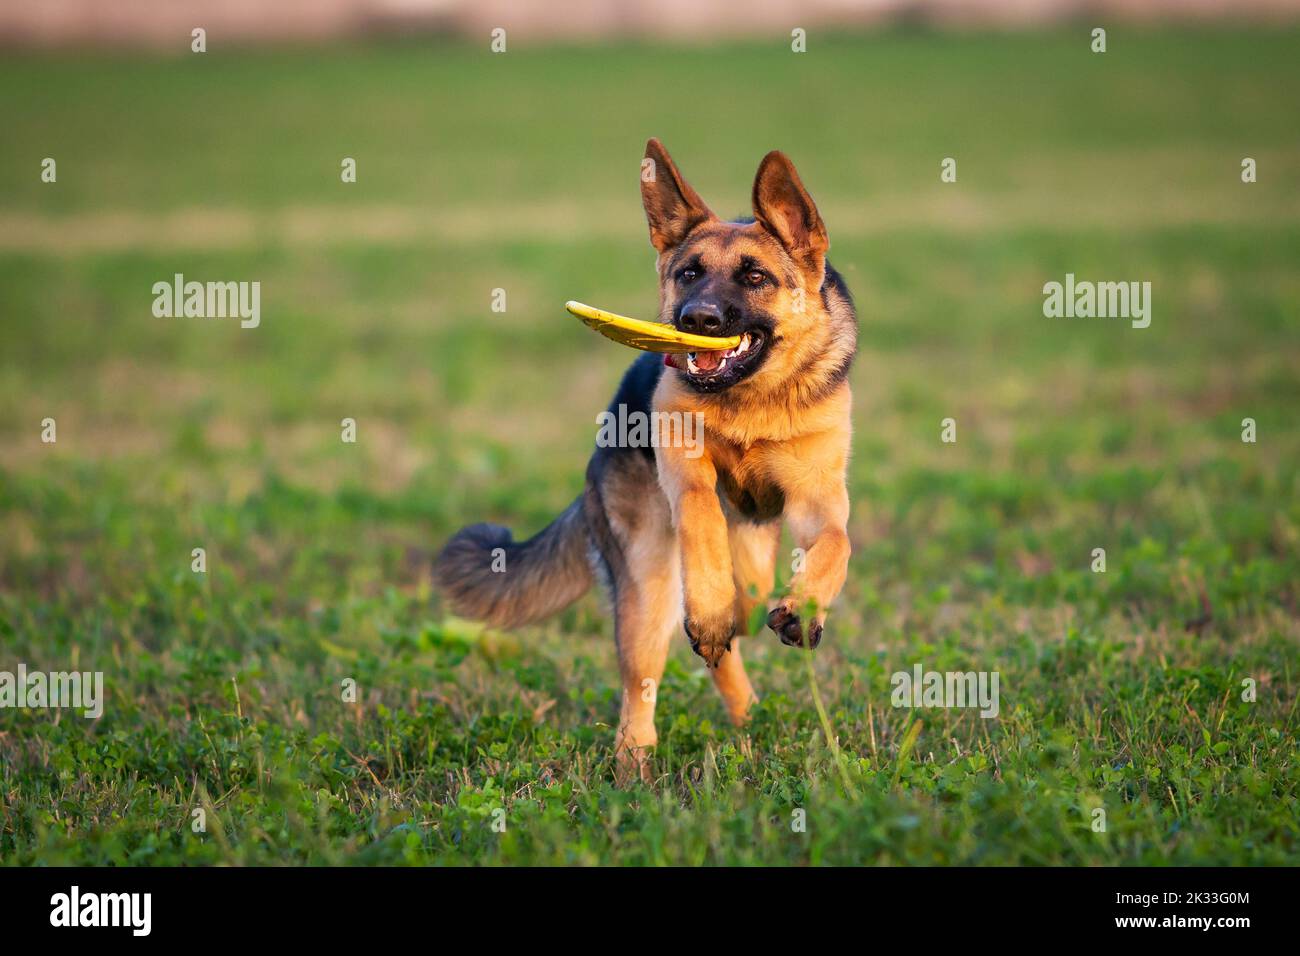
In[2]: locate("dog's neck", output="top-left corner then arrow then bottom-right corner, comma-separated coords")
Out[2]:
659,373 -> 852,450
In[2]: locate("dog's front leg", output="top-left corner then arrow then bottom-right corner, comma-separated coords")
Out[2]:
656,446 -> 735,667
766,431 -> 851,649
768,489 -> 850,649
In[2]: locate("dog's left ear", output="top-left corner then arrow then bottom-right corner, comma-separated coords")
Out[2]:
641,138 -> 714,255
752,151 -> 828,277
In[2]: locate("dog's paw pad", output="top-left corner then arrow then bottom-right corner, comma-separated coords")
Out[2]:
767,606 -> 804,647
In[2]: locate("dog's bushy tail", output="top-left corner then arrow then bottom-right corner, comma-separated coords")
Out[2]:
433,498 -> 592,628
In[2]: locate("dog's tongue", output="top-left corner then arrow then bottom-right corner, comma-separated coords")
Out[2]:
692,351 -> 724,371
664,350 -> 725,372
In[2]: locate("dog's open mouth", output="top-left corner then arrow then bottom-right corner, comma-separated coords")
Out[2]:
667,330 -> 768,389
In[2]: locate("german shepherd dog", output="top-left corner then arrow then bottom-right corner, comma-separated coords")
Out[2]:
435,139 -> 856,776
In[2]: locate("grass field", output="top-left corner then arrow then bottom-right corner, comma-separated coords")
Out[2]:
1,29 -> 1298,865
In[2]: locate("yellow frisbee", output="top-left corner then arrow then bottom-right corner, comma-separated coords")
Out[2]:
566,300 -> 742,354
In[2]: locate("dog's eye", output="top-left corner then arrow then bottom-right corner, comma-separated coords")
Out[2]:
743,270 -> 767,287
679,268 -> 699,283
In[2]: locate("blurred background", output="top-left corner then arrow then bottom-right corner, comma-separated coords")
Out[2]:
4,0 -> 1300,46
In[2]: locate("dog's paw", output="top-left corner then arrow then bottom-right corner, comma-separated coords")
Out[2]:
684,612 -> 736,668
614,744 -> 655,787
766,603 -> 823,649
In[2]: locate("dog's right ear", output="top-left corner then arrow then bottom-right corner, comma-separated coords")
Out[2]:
751,150 -> 828,278
641,138 -> 714,254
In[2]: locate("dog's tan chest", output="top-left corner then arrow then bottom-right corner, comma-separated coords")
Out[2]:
716,469 -> 784,522
710,440 -> 786,522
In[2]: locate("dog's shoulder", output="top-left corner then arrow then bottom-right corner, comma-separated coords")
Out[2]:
607,350 -> 664,423
589,351 -> 665,475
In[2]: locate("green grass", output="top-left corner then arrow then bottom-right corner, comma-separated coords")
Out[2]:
1,29 -> 1298,865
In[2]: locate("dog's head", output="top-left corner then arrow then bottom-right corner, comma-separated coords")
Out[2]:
640,138 -> 852,397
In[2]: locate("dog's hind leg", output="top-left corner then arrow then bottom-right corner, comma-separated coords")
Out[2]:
611,542 -> 680,782
585,452 -> 681,783
711,520 -> 779,725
